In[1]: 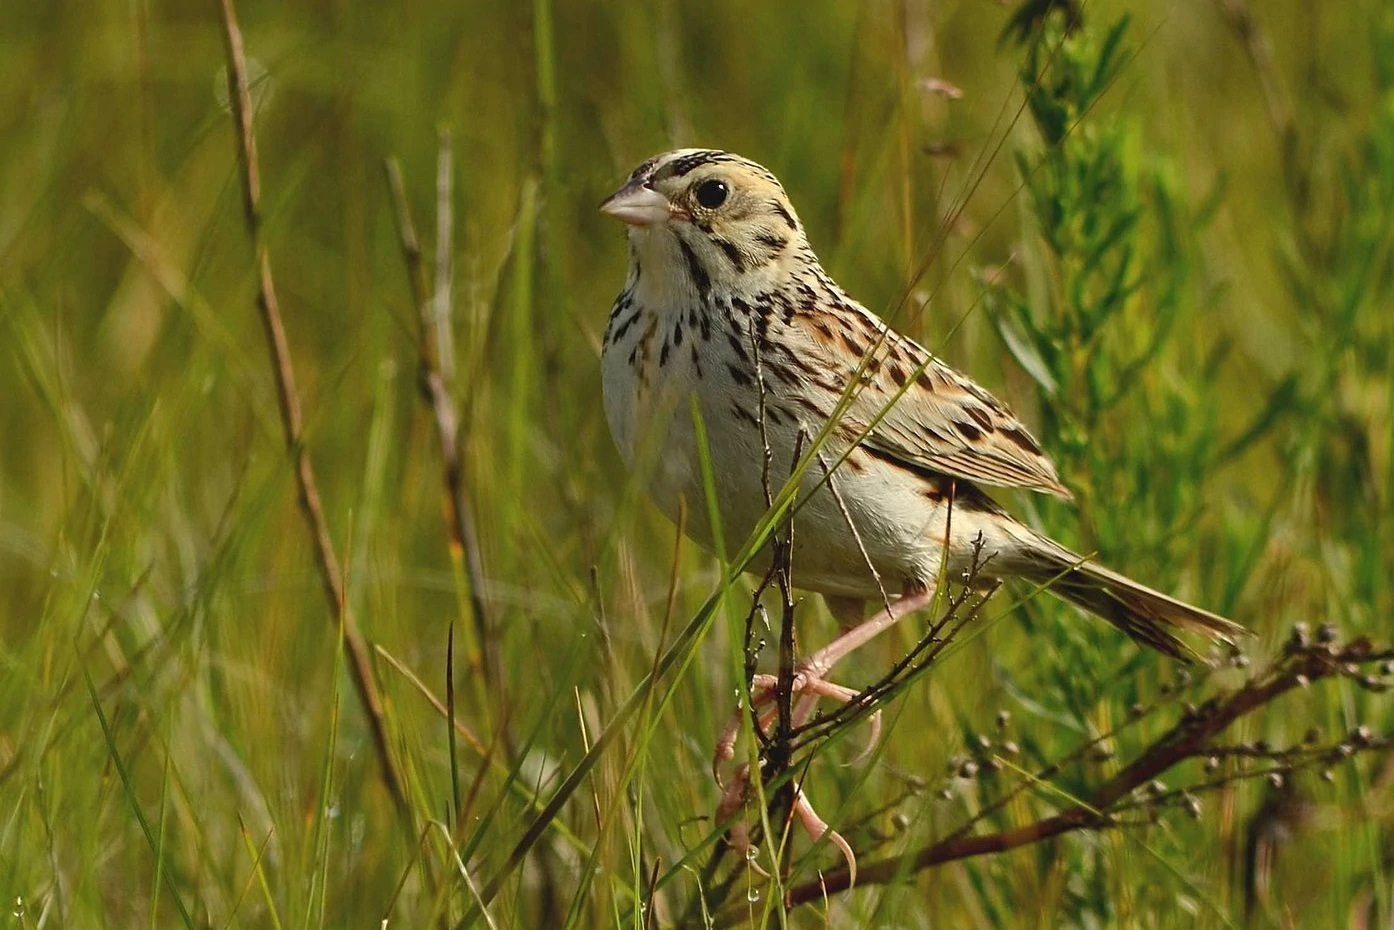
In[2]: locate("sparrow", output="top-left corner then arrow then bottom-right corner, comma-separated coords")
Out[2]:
599,148 -> 1242,663
597,147 -> 1247,873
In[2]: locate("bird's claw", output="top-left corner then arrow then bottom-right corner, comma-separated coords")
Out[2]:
716,760 -> 857,885
711,667 -> 875,882
712,669 -> 882,783
710,589 -> 939,882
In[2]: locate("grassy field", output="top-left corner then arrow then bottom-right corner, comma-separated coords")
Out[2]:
2,0 -> 1392,926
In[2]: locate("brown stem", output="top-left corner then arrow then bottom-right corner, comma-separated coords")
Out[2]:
769,436 -> 803,871
773,436 -> 805,749
703,644 -> 1378,924
215,0 -> 409,817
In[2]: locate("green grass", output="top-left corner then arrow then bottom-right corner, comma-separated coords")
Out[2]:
2,0 -> 1393,926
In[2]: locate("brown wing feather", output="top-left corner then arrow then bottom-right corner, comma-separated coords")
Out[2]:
791,303 -> 1073,500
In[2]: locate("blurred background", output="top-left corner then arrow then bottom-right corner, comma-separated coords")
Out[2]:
2,0 -> 1391,926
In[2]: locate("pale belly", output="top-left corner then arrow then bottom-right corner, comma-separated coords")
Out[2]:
601,336 -> 1001,600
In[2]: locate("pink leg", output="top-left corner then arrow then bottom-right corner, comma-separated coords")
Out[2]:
714,674 -> 884,780
716,759 -> 857,885
791,787 -> 856,886
716,585 -> 938,778
712,586 -> 939,878
715,763 -> 757,865
801,585 -> 939,680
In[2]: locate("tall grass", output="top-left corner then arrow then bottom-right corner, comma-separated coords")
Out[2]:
1,1 -> 1391,927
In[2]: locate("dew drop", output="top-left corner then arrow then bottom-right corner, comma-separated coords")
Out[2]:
747,888 -> 761,903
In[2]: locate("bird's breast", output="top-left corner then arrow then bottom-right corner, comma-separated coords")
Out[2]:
601,294 -> 979,597
600,297 -> 778,538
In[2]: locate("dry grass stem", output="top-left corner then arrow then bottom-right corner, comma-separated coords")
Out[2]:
216,0 -> 408,816
384,157 -> 498,694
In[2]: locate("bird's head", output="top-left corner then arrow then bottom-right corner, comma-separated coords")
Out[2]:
600,149 -> 809,305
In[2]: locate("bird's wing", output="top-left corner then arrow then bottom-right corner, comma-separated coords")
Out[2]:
790,306 -> 1073,500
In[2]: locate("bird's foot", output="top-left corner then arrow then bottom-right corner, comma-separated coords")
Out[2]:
712,670 -> 881,784
710,586 -> 940,877
710,662 -> 878,884
715,761 -> 857,886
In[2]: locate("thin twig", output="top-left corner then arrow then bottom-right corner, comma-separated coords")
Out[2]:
383,157 -> 498,694
769,430 -> 806,873
433,130 -> 457,385
642,856 -> 663,930
743,317 -> 778,749
757,639 -> 1394,916
773,432 -> 806,751
816,449 -> 891,616
215,0 -> 409,817
372,644 -> 486,755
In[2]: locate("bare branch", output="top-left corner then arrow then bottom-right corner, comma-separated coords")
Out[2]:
765,637 -> 1394,915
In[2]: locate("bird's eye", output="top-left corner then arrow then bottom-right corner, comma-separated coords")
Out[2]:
694,179 -> 729,209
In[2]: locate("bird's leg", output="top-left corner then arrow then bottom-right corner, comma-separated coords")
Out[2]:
783,584 -> 934,762
716,585 -> 937,776
791,786 -> 856,886
714,763 -> 757,865
715,762 -> 857,887
801,584 -> 938,682
713,675 -> 872,780
712,585 -> 938,875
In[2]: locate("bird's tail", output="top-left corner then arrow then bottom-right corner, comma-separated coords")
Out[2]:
1021,542 -> 1247,663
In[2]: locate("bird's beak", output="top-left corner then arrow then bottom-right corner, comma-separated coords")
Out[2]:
599,183 -> 678,227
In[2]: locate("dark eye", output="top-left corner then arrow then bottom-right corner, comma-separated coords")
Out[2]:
694,179 -> 729,209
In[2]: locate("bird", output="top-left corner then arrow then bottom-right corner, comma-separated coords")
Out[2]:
598,147 -> 1244,667
598,147 -> 1248,874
